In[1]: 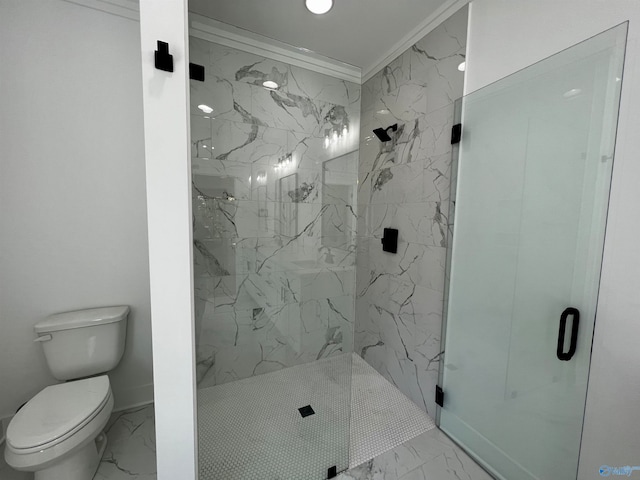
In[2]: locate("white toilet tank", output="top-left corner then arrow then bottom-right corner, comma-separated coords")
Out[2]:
34,306 -> 129,381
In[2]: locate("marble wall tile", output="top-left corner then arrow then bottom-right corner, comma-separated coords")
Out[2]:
252,85 -> 335,135
362,50 -> 412,110
419,104 -> 455,159
194,160 -> 252,200
360,106 -> 452,179
208,41 -> 359,108
359,342 -> 424,408
364,82 -> 427,126
363,239 -> 447,292
367,203 -> 446,247
355,8 -> 466,420
208,119 -> 288,165
409,7 -> 468,83
190,75 -> 253,124
196,293 -> 354,388
359,116 -> 431,174
423,54 -> 466,115
361,162 -> 424,205
288,65 -> 361,107
191,115 -> 213,159
424,152 -> 452,205
191,35 -> 360,388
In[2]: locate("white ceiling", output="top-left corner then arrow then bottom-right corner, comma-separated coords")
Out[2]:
188,0 -> 454,75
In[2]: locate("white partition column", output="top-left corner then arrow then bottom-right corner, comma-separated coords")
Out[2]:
138,1 -> 197,479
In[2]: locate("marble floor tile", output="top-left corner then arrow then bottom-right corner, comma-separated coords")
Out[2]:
0,404 -> 156,480
339,428 -> 494,480
94,405 -> 157,480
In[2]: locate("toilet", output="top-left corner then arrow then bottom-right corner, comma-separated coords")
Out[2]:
4,306 -> 129,480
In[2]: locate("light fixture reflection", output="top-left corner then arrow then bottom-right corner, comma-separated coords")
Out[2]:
263,80 -> 279,90
563,88 -> 582,98
457,61 -> 466,72
198,104 -> 214,114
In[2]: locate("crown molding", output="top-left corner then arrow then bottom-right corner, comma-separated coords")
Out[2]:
62,0 -> 139,21
361,0 -> 470,83
188,14 -> 361,84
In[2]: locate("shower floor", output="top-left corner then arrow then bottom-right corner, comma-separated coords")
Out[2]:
197,353 -> 435,479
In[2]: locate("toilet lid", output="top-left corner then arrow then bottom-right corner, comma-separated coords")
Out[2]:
7,376 -> 111,449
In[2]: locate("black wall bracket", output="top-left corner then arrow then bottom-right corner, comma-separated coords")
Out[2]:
154,41 -> 173,72
451,123 -> 462,144
327,466 -> 337,479
381,228 -> 398,253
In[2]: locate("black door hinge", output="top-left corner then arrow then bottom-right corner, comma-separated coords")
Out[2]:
435,385 -> 444,407
327,466 -> 337,478
451,123 -> 462,144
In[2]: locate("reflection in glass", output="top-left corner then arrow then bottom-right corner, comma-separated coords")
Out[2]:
189,28 -> 359,479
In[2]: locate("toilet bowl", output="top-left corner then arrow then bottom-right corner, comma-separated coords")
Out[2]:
5,376 -> 114,480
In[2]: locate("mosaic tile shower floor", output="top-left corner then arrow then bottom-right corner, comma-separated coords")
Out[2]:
197,353 -> 435,479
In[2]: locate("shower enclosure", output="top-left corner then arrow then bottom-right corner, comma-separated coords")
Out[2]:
439,24 -> 627,480
188,21 -> 360,479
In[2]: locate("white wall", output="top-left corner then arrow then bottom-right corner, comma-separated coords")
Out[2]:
465,1 -> 640,478
0,0 -> 152,419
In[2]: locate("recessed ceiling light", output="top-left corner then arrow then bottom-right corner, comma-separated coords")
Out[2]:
305,0 -> 333,15
376,109 -> 390,115
457,61 -> 466,72
198,104 -> 213,114
263,80 -> 279,89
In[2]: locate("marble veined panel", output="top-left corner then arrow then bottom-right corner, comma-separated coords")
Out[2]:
207,41 -> 359,108
409,6 -> 468,83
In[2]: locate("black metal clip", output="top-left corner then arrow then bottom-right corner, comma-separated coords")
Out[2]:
189,63 -> 205,81
451,123 -> 462,144
381,228 -> 398,253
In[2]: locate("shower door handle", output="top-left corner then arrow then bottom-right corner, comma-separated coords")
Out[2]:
557,307 -> 580,361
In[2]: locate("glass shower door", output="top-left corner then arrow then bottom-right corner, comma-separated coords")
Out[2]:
440,25 -> 627,480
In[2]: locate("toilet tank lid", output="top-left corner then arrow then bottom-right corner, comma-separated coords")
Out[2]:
34,306 -> 130,334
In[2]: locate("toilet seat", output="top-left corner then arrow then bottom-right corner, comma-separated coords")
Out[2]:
4,376 -> 113,471
7,376 -> 111,451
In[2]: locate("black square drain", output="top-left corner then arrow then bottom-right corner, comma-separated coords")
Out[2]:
298,405 -> 315,418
